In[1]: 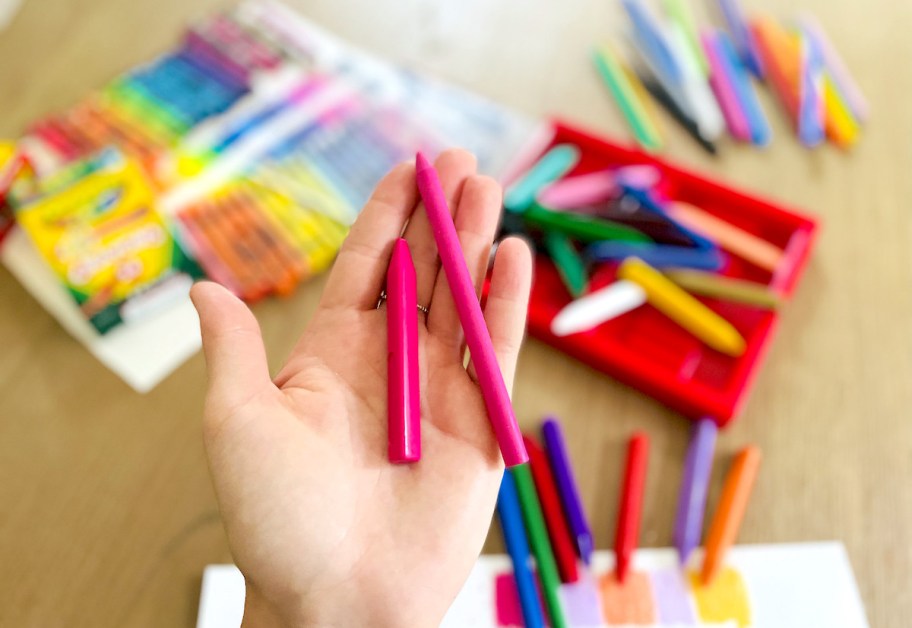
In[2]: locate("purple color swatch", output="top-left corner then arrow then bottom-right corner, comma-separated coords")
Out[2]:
559,578 -> 605,626
651,569 -> 697,623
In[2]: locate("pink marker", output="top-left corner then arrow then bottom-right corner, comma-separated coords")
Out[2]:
702,32 -> 751,141
415,153 -> 528,467
387,238 -> 421,463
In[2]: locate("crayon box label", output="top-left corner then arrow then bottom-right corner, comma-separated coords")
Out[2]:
15,155 -> 201,333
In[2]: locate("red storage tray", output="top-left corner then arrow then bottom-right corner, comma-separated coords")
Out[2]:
511,121 -> 819,426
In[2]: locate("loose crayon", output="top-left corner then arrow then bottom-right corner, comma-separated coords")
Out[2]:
495,472 -> 546,628
511,464 -> 569,628
543,231 -> 589,298
504,144 -> 580,213
673,419 -> 718,563
541,418 -> 595,565
614,432 -> 649,583
524,435 -> 580,583
701,446 -> 762,584
524,203 -> 652,244
618,257 -> 746,356
666,201 -> 784,272
664,269 -> 781,309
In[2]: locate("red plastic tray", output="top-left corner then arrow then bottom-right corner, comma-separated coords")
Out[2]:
513,121 -> 819,426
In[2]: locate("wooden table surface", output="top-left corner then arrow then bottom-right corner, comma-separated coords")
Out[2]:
1,0 -> 909,625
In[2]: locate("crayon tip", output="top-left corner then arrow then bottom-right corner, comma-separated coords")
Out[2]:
616,562 -> 628,583
389,238 -> 413,272
579,536 -> 594,565
677,544 -> 693,565
415,151 -> 432,172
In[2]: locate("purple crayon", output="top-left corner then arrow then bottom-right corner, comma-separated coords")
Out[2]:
673,418 -> 718,563
541,417 -> 594,565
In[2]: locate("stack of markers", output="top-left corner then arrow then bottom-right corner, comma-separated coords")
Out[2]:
498,417 -> 760,627
6,1 -> 533,320
24,41 -> 253,182
175,180 -> 347,301
3,10 -> 347,312
593,0 -> 867,153
503,142 -> 783,355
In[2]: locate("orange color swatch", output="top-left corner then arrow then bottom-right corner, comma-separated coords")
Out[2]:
599,571 -> 656,624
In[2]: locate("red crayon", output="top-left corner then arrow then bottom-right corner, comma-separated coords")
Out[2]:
614,432 -> 649,583
523,435 -> 580,583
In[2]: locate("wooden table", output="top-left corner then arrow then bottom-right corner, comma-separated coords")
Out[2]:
1,0 -> 908,625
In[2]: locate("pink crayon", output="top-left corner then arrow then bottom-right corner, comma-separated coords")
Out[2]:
387,238 -> 421,463
415,152 -> 527,467
702,31 -> 751,142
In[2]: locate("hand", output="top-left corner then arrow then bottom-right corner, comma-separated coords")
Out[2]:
190,149 -> 533,627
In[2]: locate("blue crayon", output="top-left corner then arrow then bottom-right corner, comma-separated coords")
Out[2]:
717,0 -> 765,79
622,0 -> 683,85
716,33 -> 772,146
620,185 -> 720,252
177,49 -> 247,93
794,32 -> 826,147
496,471 -> 546,628
588,241 -> 725,270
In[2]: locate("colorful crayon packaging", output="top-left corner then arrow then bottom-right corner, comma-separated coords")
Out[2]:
14,152 -> 202,333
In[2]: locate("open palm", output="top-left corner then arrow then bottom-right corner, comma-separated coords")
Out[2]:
191,150 -> 533,627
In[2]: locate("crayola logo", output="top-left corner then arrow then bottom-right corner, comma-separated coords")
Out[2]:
93,185 -> 124,217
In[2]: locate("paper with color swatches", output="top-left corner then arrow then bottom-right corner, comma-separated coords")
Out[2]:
194,543 -> 869,628
441,543 -> 869,627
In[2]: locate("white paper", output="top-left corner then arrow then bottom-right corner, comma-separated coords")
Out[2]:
196,542 -> 867,628
1,228 -> 201,393
196,565 -> 246,628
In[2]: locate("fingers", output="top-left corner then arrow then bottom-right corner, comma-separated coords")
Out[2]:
427,174 -> 503,351
479,237 -> 533,391
402,149 -> 477,308
319,162 -> 418,310
190,281 -> 274,413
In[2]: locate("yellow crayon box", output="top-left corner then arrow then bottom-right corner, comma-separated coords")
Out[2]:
15,155 -> 201,333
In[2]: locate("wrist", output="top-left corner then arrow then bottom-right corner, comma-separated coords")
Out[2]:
241,579 -> 446,628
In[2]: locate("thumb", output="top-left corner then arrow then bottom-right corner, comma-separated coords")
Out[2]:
190,281 -> 272,411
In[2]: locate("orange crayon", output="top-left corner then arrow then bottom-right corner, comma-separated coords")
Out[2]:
177,211 -> 244,295
225,193 -> 300,295
212,197 -> 281,297
191,203 -> 269,300
668,202 -> 784,272
233,192 -> 308,284
701,446 -> 762,584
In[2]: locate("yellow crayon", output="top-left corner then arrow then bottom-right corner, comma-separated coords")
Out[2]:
618,258 -> 747,356
822,73 -> 860,148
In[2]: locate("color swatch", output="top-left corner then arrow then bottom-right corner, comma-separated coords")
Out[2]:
438,543 -> 869,628
688,567 -> 751,627
599,571 -> 657,624
195,543 -> 869,628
